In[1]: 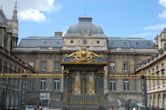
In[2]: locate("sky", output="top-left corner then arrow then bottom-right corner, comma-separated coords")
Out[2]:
0,0 -> 166,41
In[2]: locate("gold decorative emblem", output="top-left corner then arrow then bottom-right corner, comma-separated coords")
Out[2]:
66,48 -> 102,62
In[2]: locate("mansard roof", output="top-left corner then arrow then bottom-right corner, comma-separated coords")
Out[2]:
18,36 -> 63,48
18,36 -> 154,50
107,37 -> 154,49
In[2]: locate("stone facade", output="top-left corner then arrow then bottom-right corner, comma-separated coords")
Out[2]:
12,16 -> 158,109
136,28 -> 166,110
14,53 -> 63,108
0,6 -> 33,110
2,3 -> 164,109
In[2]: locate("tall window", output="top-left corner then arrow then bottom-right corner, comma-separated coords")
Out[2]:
9,64 -> 13,73
161,69 -> 165,86
53,62 -> 60,71
109,80 -> 116,91
0,59 -> 2,73
40,79 -> 46,91
110,62 -> 116,71
53,79 -> 60,91
123,80 -> 129,91
40,61 -> 47,72
123,62 -> 129,71
4,62 -> 7,73
14,66 -> 17,73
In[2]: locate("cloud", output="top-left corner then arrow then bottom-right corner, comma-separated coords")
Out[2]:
159,10 -> 166,19
144,23 -> 166,30
158,0 -> 166,19
18,9 -> 46,22
130,23 -> 166,39
159,0 -> 166,7
0,0 -> 62,22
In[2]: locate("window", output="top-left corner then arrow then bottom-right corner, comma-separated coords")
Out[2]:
152,68 -> 154,72
14,66 -> 17,73
136,64 -> 141,69
40,61 -> 47,72
123,62 -> 129,71
53,79 -> 60,91
161,69 -> 165,86
161,63 -> 164,68
4,62 -> 7,73
123,80 -> 129,91
9,64 -> 13,73
70,40 -> 74,43
18,68 -> 21,73
83,39 -> 87,45
43,41 -> 47,44
161,69 -> 165,75
0,59 -> 2,73
97,41 -> 100,44
40,79 -> 46,91
109,80 -> 116,91
110,62 -> 116,71
53,62 -> 60,71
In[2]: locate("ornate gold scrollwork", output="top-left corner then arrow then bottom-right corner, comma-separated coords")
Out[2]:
66,48 -> 103,62
73,75 -> 81,95
87,75 -> 95,95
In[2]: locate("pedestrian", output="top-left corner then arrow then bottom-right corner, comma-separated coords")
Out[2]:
39,106 -> 43,110
132,107 -> 136,110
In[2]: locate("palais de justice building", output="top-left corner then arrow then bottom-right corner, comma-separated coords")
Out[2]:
13,16 -> 158,109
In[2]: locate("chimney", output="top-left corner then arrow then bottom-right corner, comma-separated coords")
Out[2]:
54,32 -> 63,37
